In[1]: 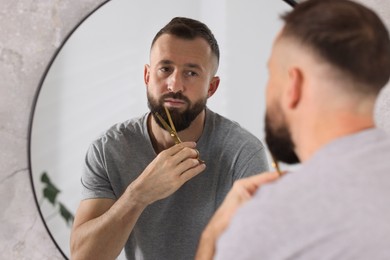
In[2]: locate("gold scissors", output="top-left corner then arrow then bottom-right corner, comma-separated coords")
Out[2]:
155,106 -> 204,163
155,106 -> 182,144
270,153 -> 283,176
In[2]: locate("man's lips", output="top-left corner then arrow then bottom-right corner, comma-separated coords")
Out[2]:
164,98 -> 187,107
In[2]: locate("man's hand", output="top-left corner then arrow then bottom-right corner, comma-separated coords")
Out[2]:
71,142 -> 205,260
195,171 -> 282,260
129,141 -> 206,206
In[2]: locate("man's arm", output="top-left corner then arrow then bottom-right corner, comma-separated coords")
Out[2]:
195,172 -> 281,260
70,195 -> 143,260
71,142 -> 206,260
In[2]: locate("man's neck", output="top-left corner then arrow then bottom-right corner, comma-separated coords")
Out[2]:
148,109 -> 206,153
294,114 -> 375,162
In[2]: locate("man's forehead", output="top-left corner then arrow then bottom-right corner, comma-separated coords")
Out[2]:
149,34 -> 218,72
152,34 -> 206,49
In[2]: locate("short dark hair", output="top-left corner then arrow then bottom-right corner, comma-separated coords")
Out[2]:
151,17 -> 220,65
281,0 -> 390,94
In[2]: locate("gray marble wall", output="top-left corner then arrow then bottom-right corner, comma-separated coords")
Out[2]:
0,0 -> 389,259
0,1 -> 105,259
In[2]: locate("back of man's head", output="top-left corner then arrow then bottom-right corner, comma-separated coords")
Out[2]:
281,0 -> 390,95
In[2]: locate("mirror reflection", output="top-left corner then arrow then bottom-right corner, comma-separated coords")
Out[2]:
30,0 -> 293,258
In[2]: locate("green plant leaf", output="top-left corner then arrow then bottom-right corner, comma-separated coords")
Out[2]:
40,171 -> 74,227
42,186 -> 60,205
58,202 -> 74,226
41,171 -> 50,183
40,172 -> 61,205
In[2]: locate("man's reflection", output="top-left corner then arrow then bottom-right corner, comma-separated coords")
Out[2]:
70,17 -> 269,260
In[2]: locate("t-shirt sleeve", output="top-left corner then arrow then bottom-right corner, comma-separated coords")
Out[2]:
233,141 -> 270,180
81,141 -> 116,200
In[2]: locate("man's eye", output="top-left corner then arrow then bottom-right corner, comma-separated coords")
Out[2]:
185,71 -> 198,77
159,67 -> 171,73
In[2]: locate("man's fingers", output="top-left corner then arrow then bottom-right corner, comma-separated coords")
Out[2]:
179,163 -> 206,182
235,171 -> 282,195
244,171 -> 281,185
166,142 -> 197,156
160,142 -> 199,164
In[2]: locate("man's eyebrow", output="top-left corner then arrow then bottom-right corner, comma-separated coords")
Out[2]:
157,60 -> 203,71
185,63 -> 202,70
158,59 -> 174,65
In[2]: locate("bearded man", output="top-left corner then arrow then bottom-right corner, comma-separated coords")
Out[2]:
196,0 -> 390,259
70,17 -> 269,260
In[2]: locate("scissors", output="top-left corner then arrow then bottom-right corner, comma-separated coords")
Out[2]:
155,106 -> 205,163
270,153 -> 283,176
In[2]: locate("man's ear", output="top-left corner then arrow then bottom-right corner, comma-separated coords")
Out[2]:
207,76 -> 220,98
286,67 -> 303,109
144,64 -> 150,86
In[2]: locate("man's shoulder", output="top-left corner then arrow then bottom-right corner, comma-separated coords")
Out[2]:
91,113 -> 148,147
206,109 -> 263,144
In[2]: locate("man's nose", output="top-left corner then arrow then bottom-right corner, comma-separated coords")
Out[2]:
167,71 -> 184,93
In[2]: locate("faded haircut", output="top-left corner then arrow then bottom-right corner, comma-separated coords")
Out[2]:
281,0 -> 390,94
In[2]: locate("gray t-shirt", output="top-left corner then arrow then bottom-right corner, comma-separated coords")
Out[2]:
216,128 -> 390,260
81,108 -> 269,260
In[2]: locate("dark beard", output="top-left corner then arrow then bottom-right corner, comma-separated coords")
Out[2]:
265,113 -> 300,164
147,92 -> 207,132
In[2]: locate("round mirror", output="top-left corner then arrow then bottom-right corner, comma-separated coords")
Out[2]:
29,0 -> 296,258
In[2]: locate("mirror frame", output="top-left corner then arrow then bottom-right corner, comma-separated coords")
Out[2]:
27,0 -> 297,258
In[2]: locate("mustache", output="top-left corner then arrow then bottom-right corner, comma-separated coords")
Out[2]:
161,92 -> 191,103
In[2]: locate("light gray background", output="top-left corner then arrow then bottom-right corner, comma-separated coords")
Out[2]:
0,0 -> 389,259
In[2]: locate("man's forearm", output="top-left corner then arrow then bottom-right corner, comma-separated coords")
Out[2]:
196,227 -> 218,260
70,189 -> 147,260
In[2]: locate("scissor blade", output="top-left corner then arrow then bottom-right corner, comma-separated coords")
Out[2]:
154,112 -> 182,144
164,106 -> 177,133
270,153 -> 282,176
155,111 -> 203,163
